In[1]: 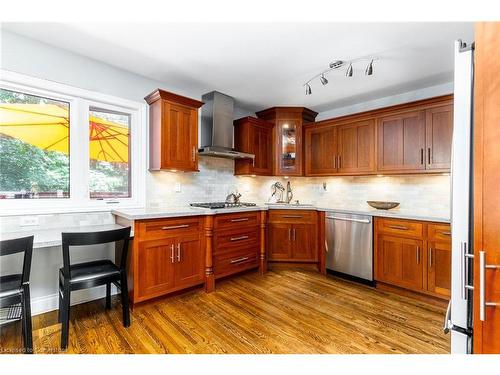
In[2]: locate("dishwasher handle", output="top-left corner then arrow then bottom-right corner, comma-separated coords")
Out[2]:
326,215 -> 371,224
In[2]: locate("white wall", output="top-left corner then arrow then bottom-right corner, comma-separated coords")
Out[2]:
316,82 -> 453,121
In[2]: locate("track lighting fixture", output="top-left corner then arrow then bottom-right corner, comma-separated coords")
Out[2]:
346,63 -> 353,77
365,59 -> 374,76
303,56 -> 378,95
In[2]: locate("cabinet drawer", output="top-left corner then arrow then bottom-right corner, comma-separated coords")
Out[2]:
268,210 -> 317,224
428,223 -> 452,243
137,217 -> 202,240
214,227 -> 260,254
376,218 -> 423,238
214,211 -> 260,230
214,248 -> 259,278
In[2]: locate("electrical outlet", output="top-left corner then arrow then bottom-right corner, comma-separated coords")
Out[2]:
174,182 -> 182,193
19,216 -> 39,227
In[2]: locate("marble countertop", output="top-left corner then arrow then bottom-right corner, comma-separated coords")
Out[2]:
0,224 -> 130,249
112,204 -> 450,223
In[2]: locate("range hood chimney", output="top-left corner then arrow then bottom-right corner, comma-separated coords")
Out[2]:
198,91 -> 255,160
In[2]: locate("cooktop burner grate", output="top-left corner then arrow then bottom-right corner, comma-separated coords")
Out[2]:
190,202 -> 257,209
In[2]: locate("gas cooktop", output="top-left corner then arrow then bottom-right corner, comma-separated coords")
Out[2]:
190,202 -> 257,209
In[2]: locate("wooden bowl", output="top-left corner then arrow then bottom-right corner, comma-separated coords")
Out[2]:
367,201 -> 400,210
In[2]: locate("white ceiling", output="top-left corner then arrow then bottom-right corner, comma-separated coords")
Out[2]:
3,22 -> 474,113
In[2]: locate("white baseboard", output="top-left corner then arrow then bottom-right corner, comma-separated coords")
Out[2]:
30,285 -> 119,316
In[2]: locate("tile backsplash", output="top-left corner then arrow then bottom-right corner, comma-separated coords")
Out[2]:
148,158 -> 451,214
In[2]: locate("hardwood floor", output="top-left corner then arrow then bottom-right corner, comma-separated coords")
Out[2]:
0,268 -> 450,354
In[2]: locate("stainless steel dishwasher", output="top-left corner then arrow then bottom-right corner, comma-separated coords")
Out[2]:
325,212 -> 373,282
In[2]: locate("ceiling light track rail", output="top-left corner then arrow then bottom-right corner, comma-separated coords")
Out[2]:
304,57 -> 379,95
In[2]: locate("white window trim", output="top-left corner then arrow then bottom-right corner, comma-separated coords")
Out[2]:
0,70 -> 147,216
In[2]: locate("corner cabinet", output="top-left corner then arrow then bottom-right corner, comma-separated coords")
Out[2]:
233,117 -> 274,176
145,89 -> 204,172
256,107 -> 318,176
267,210 -> 318,262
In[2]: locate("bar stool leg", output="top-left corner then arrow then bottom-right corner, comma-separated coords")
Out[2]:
120,273 -> 130,327
22,285 -> 33,354
106,283 -> 111,310
58,287 -> 63,323
60,283 -> 71,350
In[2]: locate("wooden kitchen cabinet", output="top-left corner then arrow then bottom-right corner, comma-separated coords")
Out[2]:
376,234 -> 424,292
256,107 -> 318,176
374,217 -> 451,300
137,238 -> 176,300
425,104 -> 454,171
127,216 -> 206,303
304,124 -> 338,175
337,119 -> 376,174
234,117 -> 274,176
145,89 -> 204,172
267,210 -> 318,262
377,110 -> 426,172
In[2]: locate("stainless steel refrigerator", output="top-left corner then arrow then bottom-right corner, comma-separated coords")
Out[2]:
445,39 -> 475,354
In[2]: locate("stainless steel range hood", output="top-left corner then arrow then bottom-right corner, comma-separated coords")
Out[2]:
198,91 -> 255,160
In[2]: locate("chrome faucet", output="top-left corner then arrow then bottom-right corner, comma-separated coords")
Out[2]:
286,181 -> 293,204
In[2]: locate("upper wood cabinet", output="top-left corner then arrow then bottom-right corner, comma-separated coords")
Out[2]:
425,104 -> 453,171
304,124 -> 338,176
145,89 -> 204,172
233,117 -> 274,176
337,119 -> 376,173
377,110 -> 426,172
256,107 -> 318,176
304,95 -> 453,176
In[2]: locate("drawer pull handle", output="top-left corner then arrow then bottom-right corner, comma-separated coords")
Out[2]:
161,224 -> 189,230
283,215 -> 303,218
388,225 -> 409,230
230,218 -> 249,222
230,235 -> 249,241
439,231 -> 451,236
230,256 -> 250,264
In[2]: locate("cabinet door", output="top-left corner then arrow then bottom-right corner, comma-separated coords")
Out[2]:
174,234 -> 205,288
337,119 -> 375,173
305,125 -> 337,175
276,119 -> 302,176
253,124 -> 273,175
162,102 -> 197,171
427,241 -> 451,297
377,111 -> 426,172
268,223 -> 292,260
425,105 -> 453,170
137,238 -> 176,299
376,234 -> 424,291
291,224 -> 317,261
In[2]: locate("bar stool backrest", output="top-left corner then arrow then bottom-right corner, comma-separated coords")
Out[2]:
0,236 -> 34,286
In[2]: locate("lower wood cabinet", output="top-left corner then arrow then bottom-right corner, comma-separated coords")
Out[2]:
267,210 -> 318,262
129,216 -> 206,303
374,217 -> 451,299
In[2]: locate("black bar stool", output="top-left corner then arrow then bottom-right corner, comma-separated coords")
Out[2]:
0,236 -> 34,354
59,227 -> 131,350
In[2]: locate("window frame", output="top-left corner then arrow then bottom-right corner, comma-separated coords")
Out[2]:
0,70 -> 147,215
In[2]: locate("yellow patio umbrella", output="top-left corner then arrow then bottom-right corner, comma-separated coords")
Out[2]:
0,103 -> 129,163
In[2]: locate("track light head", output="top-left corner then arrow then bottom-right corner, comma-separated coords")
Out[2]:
365,59 -> 374,76
346,63 -> 353,77
320,75 -> 328,85
305,84 -> 312,95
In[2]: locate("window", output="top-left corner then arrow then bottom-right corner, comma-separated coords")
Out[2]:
0,70 -> 146,215
88,108 -> 131,199
0,89 -> 70,199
